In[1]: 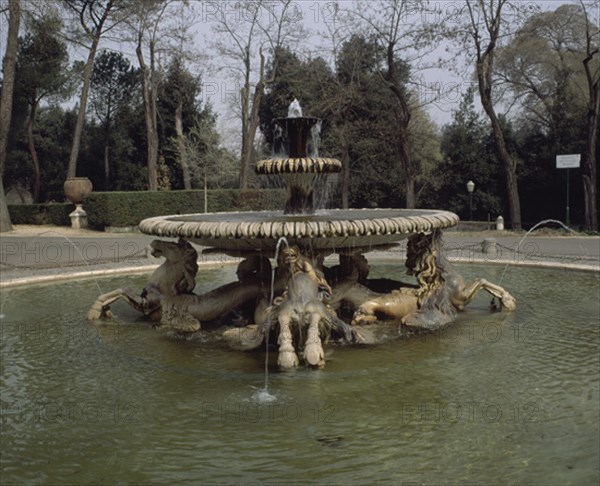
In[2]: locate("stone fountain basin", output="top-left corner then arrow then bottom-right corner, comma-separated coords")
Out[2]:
139,208 -> 459,254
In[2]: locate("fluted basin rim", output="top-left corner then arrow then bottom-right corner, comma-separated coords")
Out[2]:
255,157 -> 342,174
139,208 -> 459,252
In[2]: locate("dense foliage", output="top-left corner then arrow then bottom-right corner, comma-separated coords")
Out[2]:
1,1 -> 596,230
7,202 -> 71,225
84,189 -> 285,229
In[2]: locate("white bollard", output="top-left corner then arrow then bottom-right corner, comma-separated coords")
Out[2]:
496,216 -> 504,231
483,237 -> 497,256
69,204 -> 88,229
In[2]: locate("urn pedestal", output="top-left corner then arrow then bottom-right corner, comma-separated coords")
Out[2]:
64,177 -> 93,229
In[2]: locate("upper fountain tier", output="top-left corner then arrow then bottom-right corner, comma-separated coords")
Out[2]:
139,99 -> 459,255
256,101 -> 341,214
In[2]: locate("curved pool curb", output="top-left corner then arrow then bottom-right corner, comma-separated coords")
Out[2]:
369,254 -> 600,273
450,257 -> 599,273
0,261 -> 237,289
1,256 -> 597,289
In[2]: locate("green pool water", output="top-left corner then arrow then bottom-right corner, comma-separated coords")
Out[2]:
1,264 -> 598,485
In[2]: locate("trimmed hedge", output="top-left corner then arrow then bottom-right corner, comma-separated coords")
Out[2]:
7,203 -> 72,226
84,189 -> 286,229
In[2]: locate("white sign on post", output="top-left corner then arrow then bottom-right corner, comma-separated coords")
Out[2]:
556,154 -> 581,169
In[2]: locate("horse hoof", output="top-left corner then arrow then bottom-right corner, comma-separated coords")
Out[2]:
278,351 -> 299,369
304,343 -> 325,368
87,305 -> 110,320
501,294 -> 517,311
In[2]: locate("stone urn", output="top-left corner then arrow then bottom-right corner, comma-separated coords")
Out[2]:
64,177 -> 93,229
64,177 -> 93,204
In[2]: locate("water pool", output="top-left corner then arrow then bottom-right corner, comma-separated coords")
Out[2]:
1,264 -> 598,484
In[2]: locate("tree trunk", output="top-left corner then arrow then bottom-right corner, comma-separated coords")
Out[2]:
175,101 -> 191,190
482,100 -> 522,230
0,0 -> 20,232
391,96 -> 415,209
103,141 -> 110,190
67,36 -> 100,178
583,106 -> 598,231
239,51 -> 251,190
241,86 -> 263,189
340,132 -> 350,209
397,126 -> 415,208
386,41 -> 415,209
137,38 -> 159,191
583,65 -> 599,231
204,167 -> 208,213
239,51 -> 267,189
476,47 -> 522,230
467,0 -> 522,229
0,0 -> 20,178
26,101 -> 41,202
239,88 -> 252,189
0,181 -> 12,232
239,139 -> 250,189
239,95 -> 261,190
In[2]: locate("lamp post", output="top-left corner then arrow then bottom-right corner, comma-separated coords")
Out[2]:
467,180 -> 475,221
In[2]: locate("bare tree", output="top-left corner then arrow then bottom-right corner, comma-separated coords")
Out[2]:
126,0 -> 180,190
318,14 -> 354,208
210,0 -> 299,188
347,0 -> 439,209
0,0 -> 20,176
495,2 -> 596,230
495,5 -> 581,136
580,0 -> 599,231
0,0 -> 20,232
89,50 -> 137,190
174,119 -> 222,211
464,0 -> 524,229
62,0 -> 130,179
173,61 -> 194,190
17,14 -> 73,202
168,2 -> 204,190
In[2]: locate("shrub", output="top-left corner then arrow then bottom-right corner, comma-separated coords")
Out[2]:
84,189 -> 286,229
7,203 -> 72,226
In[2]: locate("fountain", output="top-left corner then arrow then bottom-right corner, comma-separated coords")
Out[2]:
88,100 -> 516,369
6,101 -> 600,485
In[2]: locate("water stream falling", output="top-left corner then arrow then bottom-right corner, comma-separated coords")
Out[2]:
254,236 -> 290,403
498,219 -> 585,285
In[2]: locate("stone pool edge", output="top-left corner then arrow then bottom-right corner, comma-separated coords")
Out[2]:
1,256 -> 597,289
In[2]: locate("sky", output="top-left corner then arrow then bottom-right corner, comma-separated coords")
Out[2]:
1,0 -> 597,151
185,0 -> 596,149
193,0 -> 474,140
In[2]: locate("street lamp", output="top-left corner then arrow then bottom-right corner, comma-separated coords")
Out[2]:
466,180 -> 475,221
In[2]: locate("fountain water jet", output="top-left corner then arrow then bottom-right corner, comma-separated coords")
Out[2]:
88,100 -> 516,369
498,219 -> 584,285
